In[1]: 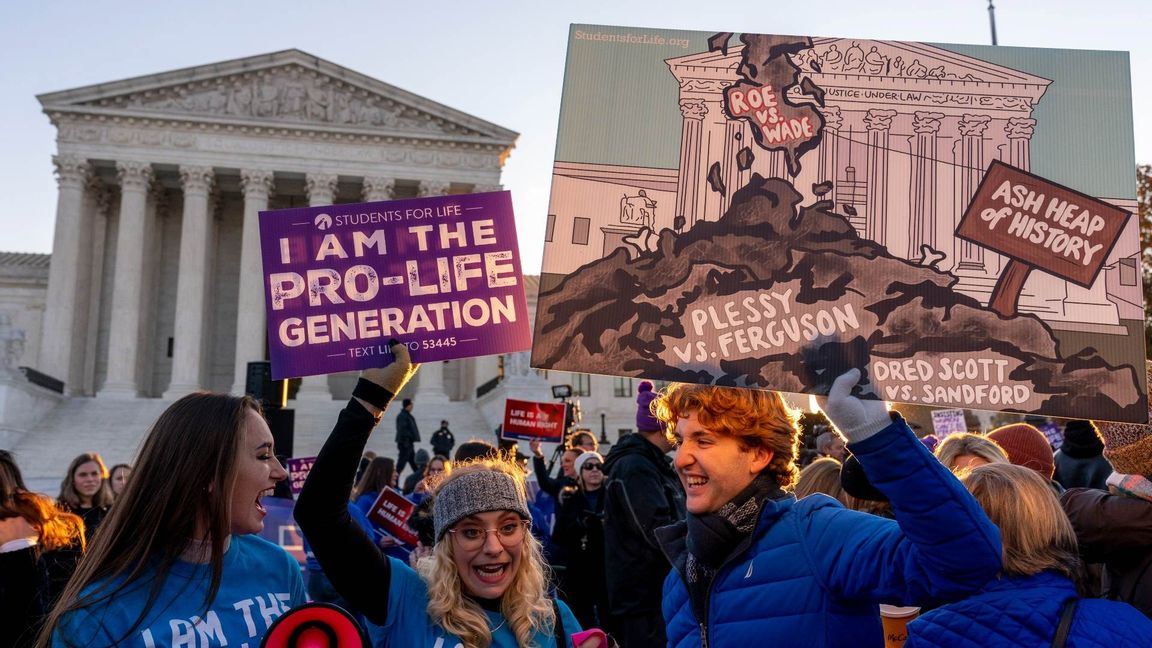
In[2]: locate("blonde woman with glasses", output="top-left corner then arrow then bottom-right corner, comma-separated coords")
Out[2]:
296,342 -> 591,648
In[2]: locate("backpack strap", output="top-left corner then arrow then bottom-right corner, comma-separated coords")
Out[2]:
553,598 -> 567,647
1051,598 -> 1079,648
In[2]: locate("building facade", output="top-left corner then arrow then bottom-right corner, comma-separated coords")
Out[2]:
2,51 -> 651,483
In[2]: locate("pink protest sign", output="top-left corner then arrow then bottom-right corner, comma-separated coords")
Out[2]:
367,487 -> 419,547
259,191 -> 531,380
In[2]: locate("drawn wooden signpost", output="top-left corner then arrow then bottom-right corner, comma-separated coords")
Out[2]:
955,161 -> 1131,318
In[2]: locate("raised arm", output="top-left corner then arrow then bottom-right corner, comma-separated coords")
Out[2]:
294,341 -> 418,625
812,369 -> 1002,605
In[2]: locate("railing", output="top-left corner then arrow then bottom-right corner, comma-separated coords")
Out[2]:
18,366 -> 64,394
475,375 -> 502,399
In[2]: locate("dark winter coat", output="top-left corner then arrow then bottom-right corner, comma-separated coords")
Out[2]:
907,571 -> 1152,647
1062,487 -> 1152,617
430,426 -> 455,457
0,544 -> 82,648
394,409 -> 419,447
602,432 -> 685,617
1053,451 -> 1112,491
657,418 -> 1002,648
552,487 -> 608,629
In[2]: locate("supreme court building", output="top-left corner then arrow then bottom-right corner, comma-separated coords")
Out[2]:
35,49 -> 517,403
1,51 -> 654,484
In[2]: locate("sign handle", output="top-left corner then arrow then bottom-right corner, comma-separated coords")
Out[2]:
988,259 -> 1034,318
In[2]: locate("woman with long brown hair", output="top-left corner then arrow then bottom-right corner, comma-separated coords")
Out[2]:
296,342 -> 592,647
56,453 -> 113,541
38,393 -> 305,647
351,456 -> 398,515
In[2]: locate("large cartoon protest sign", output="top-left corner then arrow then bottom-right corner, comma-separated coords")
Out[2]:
260,191 -> 531,380
533,25 -> 1147,422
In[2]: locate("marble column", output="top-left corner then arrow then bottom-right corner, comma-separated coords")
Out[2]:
230,169 -> 274,396
164,166 -> 215,398
40,155 -> 90,387
412,179 -> 451,404
79,178 -> 111,396
864,109 -> 896,245
957,114 -> 991,270
98,161 -> 153,397
675,99 -> 707,226
362,176 -> 395,203
418,179 -> 451,197
909,112 -> 944,260
294,173 -> 339,401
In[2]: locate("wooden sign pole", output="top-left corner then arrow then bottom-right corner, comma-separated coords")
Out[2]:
987,259 -> 1034,318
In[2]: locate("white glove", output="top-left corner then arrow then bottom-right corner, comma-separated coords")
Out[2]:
361,341 -> 419,395
821,368 -> 890,443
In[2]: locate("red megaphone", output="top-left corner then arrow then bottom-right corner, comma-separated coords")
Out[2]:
261,602 -> 369,648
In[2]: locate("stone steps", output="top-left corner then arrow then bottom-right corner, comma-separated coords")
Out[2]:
13,395 -> 496,495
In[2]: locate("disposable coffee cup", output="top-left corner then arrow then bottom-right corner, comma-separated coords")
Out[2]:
879,604 -> 920,648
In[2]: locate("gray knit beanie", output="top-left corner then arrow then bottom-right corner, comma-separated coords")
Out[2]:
433,469 -> 530,541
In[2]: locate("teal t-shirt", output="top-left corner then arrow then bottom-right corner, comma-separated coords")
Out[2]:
371,557 -> 581,647
53,534 -> 306,648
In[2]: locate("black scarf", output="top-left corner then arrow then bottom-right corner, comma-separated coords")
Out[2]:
684,473 -> 783,620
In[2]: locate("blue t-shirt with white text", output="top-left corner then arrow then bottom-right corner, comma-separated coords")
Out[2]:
371,556 -> 581,648
53,534 -> 306,648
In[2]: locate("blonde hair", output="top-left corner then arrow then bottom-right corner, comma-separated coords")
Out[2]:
793,458 -> 848,505
417,457 -> 554,647
961,463 -> 1080,581
656,383 -> 801,489
934,432 -> 1008,471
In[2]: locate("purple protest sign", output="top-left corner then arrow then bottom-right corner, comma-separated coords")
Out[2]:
286,456 -> 315,496
259,191 -> 531,379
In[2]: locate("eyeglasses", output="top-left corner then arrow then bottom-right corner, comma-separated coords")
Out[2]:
581,463 -> 603,472
447,520 -> 530,550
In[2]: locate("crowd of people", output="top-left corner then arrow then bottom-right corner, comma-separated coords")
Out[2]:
1,347 -> 1151,647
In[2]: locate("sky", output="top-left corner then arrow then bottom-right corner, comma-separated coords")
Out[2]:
1,0 -> 1149,274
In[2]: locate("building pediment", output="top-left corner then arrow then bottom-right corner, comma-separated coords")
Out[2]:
669,37 -> 1051,96
37,49 -> 517,146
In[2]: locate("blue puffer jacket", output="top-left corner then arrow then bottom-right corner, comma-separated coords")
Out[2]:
657,418 -> 1002,648
907,571 -> 1152,647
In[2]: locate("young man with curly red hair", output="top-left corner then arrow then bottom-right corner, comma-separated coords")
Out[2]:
652,370 -> 1003,648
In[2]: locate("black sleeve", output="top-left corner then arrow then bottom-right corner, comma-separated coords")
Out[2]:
295,384 -> 397,626
0,546 -> 45,646
1062,488 -> 1152,562
533,455 -> 561,498
552,494 -> 588,547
